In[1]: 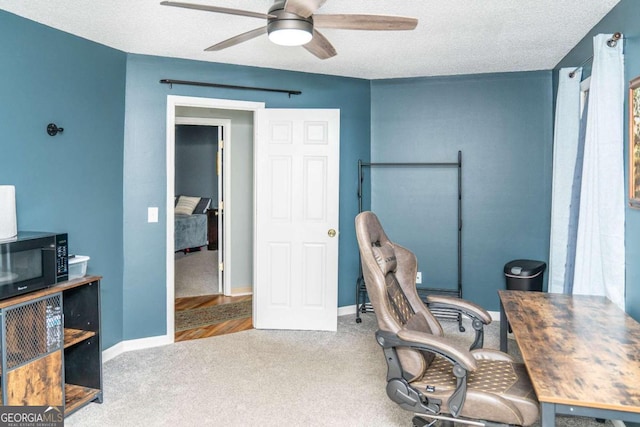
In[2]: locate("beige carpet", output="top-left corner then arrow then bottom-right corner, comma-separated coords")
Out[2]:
66,314 -> 615,427
174,249 -> 219,298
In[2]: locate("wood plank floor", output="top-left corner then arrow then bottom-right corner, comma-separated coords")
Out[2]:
175,294 -> 253,342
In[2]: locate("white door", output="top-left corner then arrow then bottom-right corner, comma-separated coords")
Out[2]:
254,109 -> 340,331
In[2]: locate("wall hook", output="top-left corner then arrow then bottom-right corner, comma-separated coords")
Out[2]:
47,123 -> 64,136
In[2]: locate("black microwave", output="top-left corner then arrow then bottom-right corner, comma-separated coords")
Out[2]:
0,232 -> 68,300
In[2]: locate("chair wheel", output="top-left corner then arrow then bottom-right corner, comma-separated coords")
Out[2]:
459,326 -> 465,332
356,318 -> 362,323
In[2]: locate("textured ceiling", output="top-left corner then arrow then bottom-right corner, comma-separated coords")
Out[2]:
0,0 -> 621,79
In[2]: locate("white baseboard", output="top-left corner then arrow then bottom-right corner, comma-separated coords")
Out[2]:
106,300 -> 342,363
102,334 -> 172,363
338,304 -> 357,316
102,342 -> 125,363
229,287 -> 252,296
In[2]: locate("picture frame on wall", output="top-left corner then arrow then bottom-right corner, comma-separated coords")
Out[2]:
630,76 -> 640,208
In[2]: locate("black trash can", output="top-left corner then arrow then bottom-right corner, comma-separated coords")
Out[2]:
504,259 -> 547,292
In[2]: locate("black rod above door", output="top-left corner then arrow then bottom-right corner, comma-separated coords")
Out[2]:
160,79 -> 302,97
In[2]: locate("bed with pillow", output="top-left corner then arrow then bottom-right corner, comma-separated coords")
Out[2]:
174,195 -> 211,252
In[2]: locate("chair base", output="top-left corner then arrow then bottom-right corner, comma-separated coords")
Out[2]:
412,414 -> 510,427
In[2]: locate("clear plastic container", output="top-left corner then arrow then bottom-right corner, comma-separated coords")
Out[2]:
68,255 -> 90,279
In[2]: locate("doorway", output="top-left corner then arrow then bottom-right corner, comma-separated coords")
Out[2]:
173,117 -> 226,301
166,96 -> 341,340
173,118 -> 253,341
165,96 -> 265,340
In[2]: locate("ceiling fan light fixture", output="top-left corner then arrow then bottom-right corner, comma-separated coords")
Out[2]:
267,17 -> 313,46
162,0 -> 418,59
267,1 -> 314,47
268,28 -> 313,46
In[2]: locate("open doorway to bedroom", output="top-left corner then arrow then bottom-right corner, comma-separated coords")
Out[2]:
167,97 -> 264,341
173,120 -> 223,300
173,116 -> 244,342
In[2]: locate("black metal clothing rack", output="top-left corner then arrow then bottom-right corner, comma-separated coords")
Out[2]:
355,151 -> 464,330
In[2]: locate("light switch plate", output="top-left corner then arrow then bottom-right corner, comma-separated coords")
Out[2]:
148,207 -> 159,223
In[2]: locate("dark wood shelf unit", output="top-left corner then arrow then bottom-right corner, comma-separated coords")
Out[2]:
0,276 -> 103,416
64,328 -> 96,349
65,383 -> 101,415
62,277 -> 103,415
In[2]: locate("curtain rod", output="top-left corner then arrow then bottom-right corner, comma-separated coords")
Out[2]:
359,162 -> 459,167
568,32 -> 622,78
159,79 -> 302,97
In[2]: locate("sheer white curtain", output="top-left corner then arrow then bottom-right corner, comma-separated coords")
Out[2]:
549,68 -> 582,294
572,34 -> 625,309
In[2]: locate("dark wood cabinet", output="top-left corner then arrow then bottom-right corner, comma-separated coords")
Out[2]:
0,276 -> 103,415
207,208 -> 219,250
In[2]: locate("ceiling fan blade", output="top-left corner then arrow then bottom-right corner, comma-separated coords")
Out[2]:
205,26 -> 268,51
160,1 -> 274,20
303,30 -> 337,60
314,14 -> 418,31
284,0 -> 327,18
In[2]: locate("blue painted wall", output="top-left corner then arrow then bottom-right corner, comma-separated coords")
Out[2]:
175,125 -> 218,202
123,54 -> 371,339
554,0 -> 640,326
0,11 -> 126,348
9,2 -> 633,348
371,72 -> 553,311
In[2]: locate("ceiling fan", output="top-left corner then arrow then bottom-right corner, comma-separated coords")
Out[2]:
160,0 -> 418,59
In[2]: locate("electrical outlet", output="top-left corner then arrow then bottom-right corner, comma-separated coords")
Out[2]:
416,272 -> 422,284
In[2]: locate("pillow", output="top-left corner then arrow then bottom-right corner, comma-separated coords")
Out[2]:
371,240 -> 397,274
175,196 -> 200,215
194,197 -> 212,214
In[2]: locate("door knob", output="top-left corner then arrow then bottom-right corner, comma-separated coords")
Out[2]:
328,229 -> 337,237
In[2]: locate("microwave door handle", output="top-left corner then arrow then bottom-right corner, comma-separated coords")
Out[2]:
41,246 -> 56,285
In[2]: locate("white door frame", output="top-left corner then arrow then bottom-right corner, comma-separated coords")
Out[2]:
174,116 -> 229,296
165,95 -> 265,339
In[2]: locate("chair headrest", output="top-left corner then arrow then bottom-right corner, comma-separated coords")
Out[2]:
356,211 -> 398,275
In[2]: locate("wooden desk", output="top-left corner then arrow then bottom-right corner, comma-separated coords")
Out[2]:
499,290 -> 640,427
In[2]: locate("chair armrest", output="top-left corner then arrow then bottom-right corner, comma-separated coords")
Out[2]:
378,329 -> 476,418
378,329 -> 477,372
471,348 -> 515,362
425,295 -> 492,325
